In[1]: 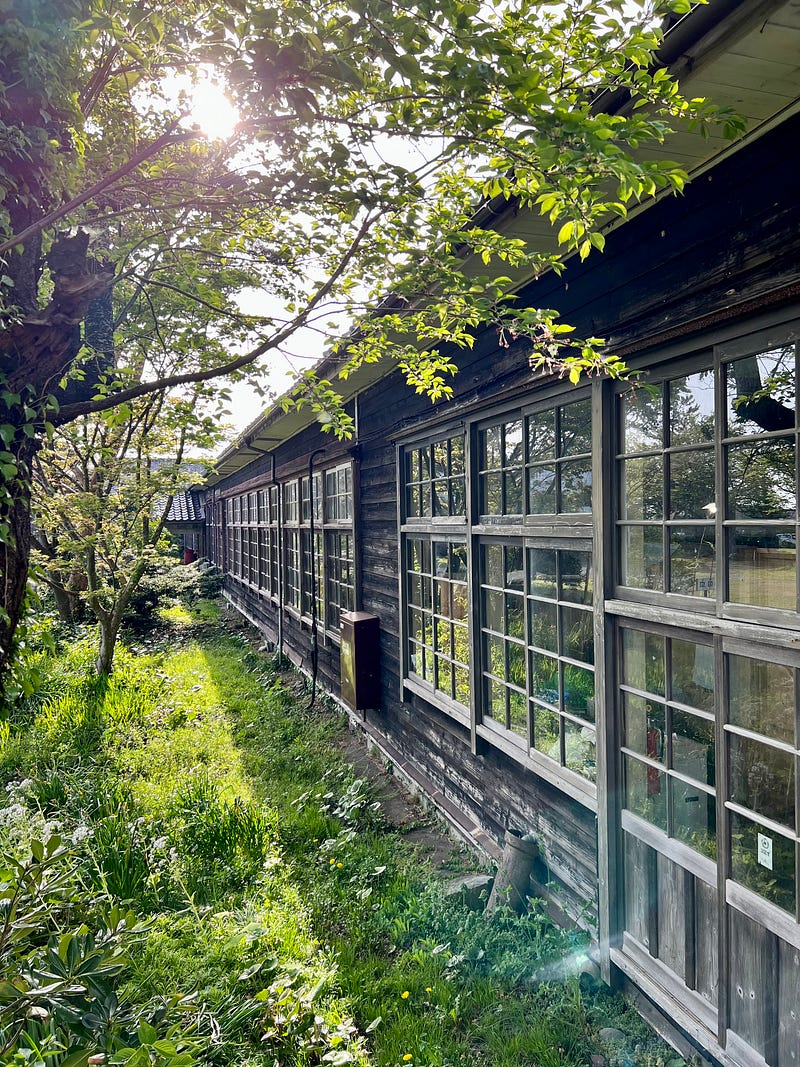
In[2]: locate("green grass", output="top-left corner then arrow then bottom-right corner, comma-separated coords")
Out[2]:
0,620 -> 688,1067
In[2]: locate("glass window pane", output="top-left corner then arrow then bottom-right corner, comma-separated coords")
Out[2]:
670,449 -> 715,520
531,652 -> 559,706
455,667 -> 470,706
727,526 -> 796,610
529,599 -> 558,653
726,347 -> 796,438
505,420 -> 523,466
506,592 -> 525,639
672,783 -> 716,859
727,438 -> 796,520
623,693 -> 666,760
560,552 -> 593,605
481,470 -> 502,514
508,641 -> 526,689
528,409 -> 556,461
622,629 -> 665,696
532,705 -> 560,760
528,548 -> 556,597
669,526 -> 716,598
560,460 -> 592,513
509,689 -> 527,737
625,755 -> 667,831
561,399 -> 592,456
563,665 -> 595,721
484,633 -> 506,680
450,436 -> 465,475
484,544 -> 504,587
622,457 -> 663,519
672,710 -> 715,786
729,734 -> 795,829
621,525 -> 663,590
730,810 -> 796,914
505,467 -> 524,514
481,426 -> 502,470
450,478 -> 465,516
564,720 -> 596,782
622,387 -> 663,453
528,466 -> 556,514
728,654 -> 794,745
484,588 -> 504,633
562,605 -> 593,664
671,638 -> 715,712
670,372 -> 716,447
433,441 -> 448,479
437,657 -> 452,699
505,545 -> 524,588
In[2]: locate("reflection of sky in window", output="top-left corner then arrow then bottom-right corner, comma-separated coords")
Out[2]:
670,372 -> 715,446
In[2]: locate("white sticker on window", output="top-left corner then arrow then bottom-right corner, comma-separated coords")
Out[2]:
757,832 -> 773,871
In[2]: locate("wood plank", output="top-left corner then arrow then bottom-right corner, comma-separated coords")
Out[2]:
778,939 -> 800,1067
728,908 -> 778,1062
657,853 -> 689,981
624,832 -> 654,952
694,877 -> 720,1008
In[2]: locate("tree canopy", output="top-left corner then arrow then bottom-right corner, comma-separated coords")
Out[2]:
0,0 -> 739,680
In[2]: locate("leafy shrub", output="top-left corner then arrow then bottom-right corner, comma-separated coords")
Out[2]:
0,835 -> 199,1066
125,561 -> 224,632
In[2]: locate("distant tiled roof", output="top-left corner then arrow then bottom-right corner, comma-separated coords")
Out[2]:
166,490 -> 205,525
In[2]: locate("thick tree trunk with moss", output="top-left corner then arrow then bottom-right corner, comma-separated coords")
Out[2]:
0,233 -> 115,681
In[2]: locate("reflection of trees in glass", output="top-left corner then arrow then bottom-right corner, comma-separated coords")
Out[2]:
727,348 -> 795,437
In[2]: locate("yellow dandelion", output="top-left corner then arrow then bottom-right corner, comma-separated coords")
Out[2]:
400,990 -> 410,999
403,1056 -> 413,1063
329,858 -> 336,865
336,862 -> 343,868
425,987 -> 432,992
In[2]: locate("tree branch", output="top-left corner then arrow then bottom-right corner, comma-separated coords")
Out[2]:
0,125 -> 198,259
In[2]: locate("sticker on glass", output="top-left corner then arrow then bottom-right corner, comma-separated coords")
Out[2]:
757,832 -> 773,871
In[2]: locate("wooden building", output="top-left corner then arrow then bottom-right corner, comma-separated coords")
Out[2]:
202,4 -> 800,1064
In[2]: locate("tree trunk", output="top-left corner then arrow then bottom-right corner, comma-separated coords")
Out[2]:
49,581 -> 76,625
95,612 -> 121,677
0,437 -> 35,692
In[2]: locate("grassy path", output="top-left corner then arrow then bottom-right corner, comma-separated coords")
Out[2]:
0,621 -> 686,1066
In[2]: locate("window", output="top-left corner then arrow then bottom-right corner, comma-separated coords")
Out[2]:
405,436 -> 465,519
619,625 -> 716,857
281,465 -> 355,629
617,337 -> 800,614
528,548 -> 596,780
326,531 -> 354,629
527,398 -> 592,515
726,650 -> 799,915
480,543 -> 526,732
407,536 -> 470,708
619,370 -> 716,597
478,418 -> 523,517
400,402 -> 596,789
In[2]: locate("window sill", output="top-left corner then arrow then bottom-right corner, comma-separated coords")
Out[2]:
402,675 -> 471,730
476,720 -> 597,809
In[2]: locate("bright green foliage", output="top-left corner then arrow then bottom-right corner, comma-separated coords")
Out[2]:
31,388 -> 223,674
0,0 -> 743,665
0,620 -> 687,1066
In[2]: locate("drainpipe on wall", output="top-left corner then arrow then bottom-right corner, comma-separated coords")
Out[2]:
307,448 -> 326,709
270,451 -> 284,660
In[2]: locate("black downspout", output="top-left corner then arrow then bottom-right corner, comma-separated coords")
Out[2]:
307,448 -> 326,709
